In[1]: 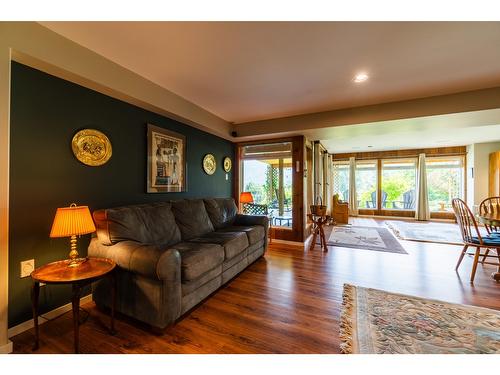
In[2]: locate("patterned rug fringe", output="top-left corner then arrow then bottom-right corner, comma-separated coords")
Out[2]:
339,283 -> 355,354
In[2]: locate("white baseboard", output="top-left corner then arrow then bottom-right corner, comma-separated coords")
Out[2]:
8,294 -> 92,339
0,340 -> 13,354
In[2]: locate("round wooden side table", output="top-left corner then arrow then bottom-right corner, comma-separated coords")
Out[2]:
31,257 -> 116,353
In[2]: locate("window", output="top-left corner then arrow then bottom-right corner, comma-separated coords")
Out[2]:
241,142 -> 293,227
426,156 -> 464,212
332,161 -> 350,201
356,160 -> 378,209
381,159 -> 417,210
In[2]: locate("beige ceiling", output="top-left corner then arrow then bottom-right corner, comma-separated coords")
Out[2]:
40,22 -> 500,124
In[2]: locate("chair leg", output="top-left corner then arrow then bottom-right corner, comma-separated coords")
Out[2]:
481,249 -> 490,264
455,245 -> 468,271
470,247 -> 481,283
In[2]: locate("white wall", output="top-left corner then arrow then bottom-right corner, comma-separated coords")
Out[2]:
472,141 -> 500,207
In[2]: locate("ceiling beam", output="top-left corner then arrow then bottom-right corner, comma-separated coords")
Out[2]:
233,86 -> 500,139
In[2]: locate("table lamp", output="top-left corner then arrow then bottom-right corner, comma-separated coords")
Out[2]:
50,203 -> 96,267
239,191 -> 254,213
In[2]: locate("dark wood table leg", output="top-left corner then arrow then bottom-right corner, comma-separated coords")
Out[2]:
31,281 -> 40,351
110,271 -> 117,335
71,283 -> 82,354
320,221 -> 328,252
309,225 -> 318,251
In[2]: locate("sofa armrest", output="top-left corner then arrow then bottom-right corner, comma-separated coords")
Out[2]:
233,214 -> 269,250
234,214 -> 269,228
88,238 -> 181,281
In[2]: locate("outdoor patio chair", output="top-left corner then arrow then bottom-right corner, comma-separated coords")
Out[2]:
392,189 -> 416,209
452,198 -> 500,283
366,191 -> 387,208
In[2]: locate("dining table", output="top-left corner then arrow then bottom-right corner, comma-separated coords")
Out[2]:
478,212 -> 500,281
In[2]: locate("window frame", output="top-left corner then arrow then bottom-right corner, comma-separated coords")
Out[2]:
426,155 -> 465,213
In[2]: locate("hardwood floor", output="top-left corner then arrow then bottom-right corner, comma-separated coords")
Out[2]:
11,217 -> 500,354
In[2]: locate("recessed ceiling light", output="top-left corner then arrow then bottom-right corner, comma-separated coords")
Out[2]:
353,72 -> 369,83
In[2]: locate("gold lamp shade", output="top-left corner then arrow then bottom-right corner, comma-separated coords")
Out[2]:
50,203 -> 96,267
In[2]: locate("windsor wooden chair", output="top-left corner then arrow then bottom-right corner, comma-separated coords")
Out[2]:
479,197 -> 500,263
452,198 -> 500,283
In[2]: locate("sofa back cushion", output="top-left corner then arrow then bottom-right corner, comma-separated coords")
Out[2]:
93,202 -> 181,247
204,198 -> 238,229
171,199 -> 215,240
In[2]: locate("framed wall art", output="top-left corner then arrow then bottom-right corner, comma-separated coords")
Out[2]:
147,124 -> 186,193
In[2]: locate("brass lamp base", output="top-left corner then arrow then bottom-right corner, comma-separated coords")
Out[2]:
67,235 -> 87,267
67,257 -> 88,267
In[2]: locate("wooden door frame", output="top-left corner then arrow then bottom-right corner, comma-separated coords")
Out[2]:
235,136 -> 305,242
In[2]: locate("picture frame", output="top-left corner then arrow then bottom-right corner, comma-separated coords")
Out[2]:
147,124 -> 187,193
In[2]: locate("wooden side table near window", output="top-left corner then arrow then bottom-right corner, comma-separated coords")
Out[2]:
307,214 -> 331,252
31,257 -> 116,353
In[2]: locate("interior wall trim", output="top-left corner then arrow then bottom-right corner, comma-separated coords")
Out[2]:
0,44 -> 11,351
2,22 -> 232,140
0,340 -> 13,354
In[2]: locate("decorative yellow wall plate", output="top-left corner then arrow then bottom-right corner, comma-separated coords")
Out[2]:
71,129 -> 112,166
223,157 -> 232,172
203,154 -> 216,175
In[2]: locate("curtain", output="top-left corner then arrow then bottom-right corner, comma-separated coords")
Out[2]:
415,153 -> 430,220
313,143 -> 322,204
348,157 -> 358,216
324,153 -> 332,214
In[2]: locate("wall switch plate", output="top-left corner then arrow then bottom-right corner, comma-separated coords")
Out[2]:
20,259 -> 35,278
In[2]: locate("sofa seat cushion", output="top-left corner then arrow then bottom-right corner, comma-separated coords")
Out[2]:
169,242 -> 224,282
217,225 -> 265,245
189,232 -> 249,260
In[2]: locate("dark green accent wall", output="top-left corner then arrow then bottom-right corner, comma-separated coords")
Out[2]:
9,62 -> 235,327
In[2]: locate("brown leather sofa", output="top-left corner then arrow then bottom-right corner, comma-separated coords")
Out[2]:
88,198 -> 268,329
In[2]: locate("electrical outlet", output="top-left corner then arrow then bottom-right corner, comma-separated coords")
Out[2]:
20,259 -> 35,278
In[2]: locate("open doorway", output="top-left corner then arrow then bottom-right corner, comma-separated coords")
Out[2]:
236,137 -> 304,242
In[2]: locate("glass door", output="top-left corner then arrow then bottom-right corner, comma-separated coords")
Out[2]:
241,142 -> 293,228
355,160 -> 378,209
381,158 -> 417,211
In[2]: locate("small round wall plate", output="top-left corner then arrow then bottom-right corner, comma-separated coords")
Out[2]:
72,129 -> 112,167
223,157 -> 232,172
203,154 -> 216,175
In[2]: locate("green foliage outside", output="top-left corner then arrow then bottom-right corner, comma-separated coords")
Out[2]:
245,164 -> 292,208
381,170 -> 415,208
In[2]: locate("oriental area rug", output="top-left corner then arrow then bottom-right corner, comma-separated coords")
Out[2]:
340,284 -> 500,354
323,225 -> 407,254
